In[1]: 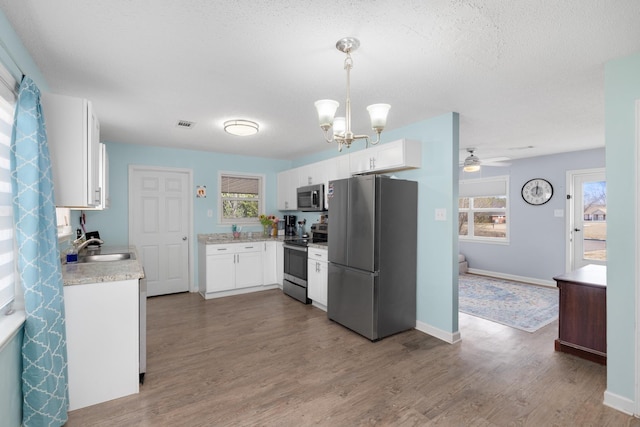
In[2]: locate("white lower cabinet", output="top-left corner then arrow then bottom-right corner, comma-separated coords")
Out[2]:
276,242 -> 284,287
199,242 -> 264,298
307,247 -> 328,310
263,241 -> 277,286
64,279 -> 139,410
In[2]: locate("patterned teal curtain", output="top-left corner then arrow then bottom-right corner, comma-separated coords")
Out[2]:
11,76 -> 68,426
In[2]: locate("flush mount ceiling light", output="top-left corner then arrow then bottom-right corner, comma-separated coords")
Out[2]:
223,119 -> 259,136
315,37 -> 390,152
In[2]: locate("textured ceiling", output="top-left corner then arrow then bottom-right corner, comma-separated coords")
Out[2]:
1,1 -> 639,162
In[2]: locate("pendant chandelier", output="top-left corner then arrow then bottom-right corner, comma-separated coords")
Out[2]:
314,37 -> 390,151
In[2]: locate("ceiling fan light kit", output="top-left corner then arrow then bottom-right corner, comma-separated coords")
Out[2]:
315,37 -> 391,152
461,148 -> 511,171
463,148 -> 481,172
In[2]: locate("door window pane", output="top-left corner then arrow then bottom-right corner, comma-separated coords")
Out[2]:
582,180 -> 606,261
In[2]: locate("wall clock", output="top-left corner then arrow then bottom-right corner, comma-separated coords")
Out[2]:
521,178 -> 553,205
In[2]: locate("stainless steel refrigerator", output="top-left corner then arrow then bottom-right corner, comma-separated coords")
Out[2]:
327,175 -> 417,341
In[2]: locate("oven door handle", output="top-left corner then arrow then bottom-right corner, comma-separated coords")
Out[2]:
284,244 -> 307,252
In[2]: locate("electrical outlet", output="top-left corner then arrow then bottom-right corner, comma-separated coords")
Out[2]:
435,208 -> 447,221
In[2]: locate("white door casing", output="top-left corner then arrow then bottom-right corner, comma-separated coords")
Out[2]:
567,168 -> 606,271
129,166 -> 192,296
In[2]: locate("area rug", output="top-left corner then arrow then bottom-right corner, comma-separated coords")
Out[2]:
458,274 -> 559,332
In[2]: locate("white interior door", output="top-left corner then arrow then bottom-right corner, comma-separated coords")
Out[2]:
570,169 -> 606,270
129,166 -> 191,296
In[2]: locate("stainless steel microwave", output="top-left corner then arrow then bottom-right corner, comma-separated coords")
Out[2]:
297,184 -> 325,212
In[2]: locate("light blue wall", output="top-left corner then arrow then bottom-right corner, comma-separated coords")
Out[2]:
604,52 -> 640,406
291,113 -> 460,335
459,148 -> 605,281
81,142 -> 291,286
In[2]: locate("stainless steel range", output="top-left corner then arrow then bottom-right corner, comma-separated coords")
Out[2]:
282,223 -> 328,304
283,238 -> 310,303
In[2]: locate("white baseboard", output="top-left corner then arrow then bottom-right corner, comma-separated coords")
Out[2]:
466,268 -> 556,288
415,320 -> 461,344
603,390 -> 635,416
199,284 -> 279,300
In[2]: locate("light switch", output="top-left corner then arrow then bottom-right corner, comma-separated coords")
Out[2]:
207,209 -> 213,218
554,209 -> 564,218
435,208 -> 447,221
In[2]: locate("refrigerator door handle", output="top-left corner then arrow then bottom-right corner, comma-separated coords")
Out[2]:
329,262 -> 379,276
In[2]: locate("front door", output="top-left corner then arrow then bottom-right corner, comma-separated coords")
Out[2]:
570,169 -> 606,270
129,166 -> 191,296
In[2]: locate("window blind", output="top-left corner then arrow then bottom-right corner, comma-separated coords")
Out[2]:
0,68 -> 16,314
221,175 -> 259,195
459,176 -> 507,198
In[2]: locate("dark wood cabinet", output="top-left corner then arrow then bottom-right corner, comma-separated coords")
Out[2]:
553,264 -> 606,365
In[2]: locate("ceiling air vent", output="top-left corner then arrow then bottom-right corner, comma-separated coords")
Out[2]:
176,120 -> 196,129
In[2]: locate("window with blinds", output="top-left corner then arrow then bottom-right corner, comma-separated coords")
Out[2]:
0,66 -> 17,315
459,176 -> 509,242
219,173 -> 263,224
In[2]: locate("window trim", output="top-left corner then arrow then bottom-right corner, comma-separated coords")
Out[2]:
218,171 -> 265,225
0,59 -> 23,350
459,176 -> 510,244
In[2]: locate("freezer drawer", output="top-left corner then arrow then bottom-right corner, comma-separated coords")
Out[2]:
328,263 -> 377,340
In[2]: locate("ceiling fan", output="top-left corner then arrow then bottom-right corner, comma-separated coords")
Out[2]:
460,148 -> 510,172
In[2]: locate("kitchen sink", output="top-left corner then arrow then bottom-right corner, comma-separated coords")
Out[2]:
78,252 -> 136,263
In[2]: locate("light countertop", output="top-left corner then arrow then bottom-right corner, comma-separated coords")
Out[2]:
62,245 -> 145,286
198,233 -> 328,250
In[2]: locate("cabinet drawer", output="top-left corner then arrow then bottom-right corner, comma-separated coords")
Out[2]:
205,242 -> 262,255
236,243 -> 261,253
308,248 -> 328,262
206,244 -> 234,255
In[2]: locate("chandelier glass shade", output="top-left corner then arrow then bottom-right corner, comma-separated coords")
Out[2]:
315,37 -> 390,151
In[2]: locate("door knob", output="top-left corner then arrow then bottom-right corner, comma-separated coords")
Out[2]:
182,236 -> 188,240
574,228 -> 580,232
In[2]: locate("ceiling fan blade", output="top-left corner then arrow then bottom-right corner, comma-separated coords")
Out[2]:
481,156 -> 510,163
481,161 -> 511,167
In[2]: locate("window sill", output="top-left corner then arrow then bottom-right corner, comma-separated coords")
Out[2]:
0,309 -> 25,352
459,238 -> 510,245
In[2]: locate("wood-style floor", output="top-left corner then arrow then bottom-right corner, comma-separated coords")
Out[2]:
66,289 -> 639,426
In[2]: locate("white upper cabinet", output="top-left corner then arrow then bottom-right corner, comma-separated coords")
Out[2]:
41,92 -> 101,208
349,138 -> 421,175
298,161 -> 326,187
277,140 -> 420,212
82,143 -> 109,210
277,168 -> 298,210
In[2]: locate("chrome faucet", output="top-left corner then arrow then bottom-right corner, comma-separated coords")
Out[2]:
74,237 -> 104,251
